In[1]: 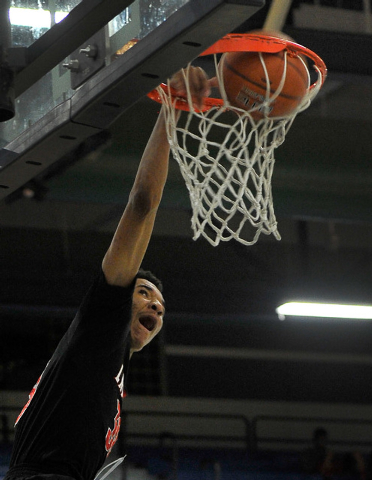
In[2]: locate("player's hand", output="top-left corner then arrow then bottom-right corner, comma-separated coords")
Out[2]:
169,66 -> 216,110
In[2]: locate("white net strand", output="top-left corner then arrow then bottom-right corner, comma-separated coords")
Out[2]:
157,55 -> 323,246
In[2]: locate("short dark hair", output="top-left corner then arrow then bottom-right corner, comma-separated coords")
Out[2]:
135,268 -> 163,292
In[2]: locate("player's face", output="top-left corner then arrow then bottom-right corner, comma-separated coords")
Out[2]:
130,278 -> 165,354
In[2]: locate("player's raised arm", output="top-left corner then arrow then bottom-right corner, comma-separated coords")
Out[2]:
102,66 -> 211,287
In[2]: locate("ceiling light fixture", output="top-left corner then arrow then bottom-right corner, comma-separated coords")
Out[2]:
276,302 -> 372,320
9,8 -> 68,29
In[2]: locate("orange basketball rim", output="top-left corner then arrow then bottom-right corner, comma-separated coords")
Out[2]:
147,33 -> 327,112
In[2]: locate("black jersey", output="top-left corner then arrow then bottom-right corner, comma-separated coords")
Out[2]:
5,271 -> 135,480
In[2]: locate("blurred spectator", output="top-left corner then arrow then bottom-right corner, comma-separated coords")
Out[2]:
301,428 -> 366,480
342,451 -> 366,480
302,428 -> 334,478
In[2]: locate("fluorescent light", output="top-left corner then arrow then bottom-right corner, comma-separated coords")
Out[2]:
276,302 -> 372,320
10,7 -> 50,28
9,7 -> 69,29
55,11 -> 69,23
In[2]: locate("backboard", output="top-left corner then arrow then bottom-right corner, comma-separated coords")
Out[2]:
0,0 -> 265,199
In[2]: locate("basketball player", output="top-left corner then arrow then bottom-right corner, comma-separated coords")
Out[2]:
4,66 -> 212,480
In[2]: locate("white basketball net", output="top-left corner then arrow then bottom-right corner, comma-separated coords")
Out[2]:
157,51 -> 324,246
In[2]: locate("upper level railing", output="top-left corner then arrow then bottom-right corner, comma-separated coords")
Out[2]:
2,406 -> 372,453
252,414 -> 372,452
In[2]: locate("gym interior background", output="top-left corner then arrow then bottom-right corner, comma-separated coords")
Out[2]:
1,0 -> 372,462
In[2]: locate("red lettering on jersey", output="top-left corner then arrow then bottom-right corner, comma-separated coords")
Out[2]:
105,399 -> 121,456
15,375 -> 42,426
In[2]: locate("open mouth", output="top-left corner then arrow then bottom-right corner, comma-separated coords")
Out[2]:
139,316 -> 156,332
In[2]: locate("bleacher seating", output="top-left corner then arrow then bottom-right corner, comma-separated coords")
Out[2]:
0,443 -> 366,480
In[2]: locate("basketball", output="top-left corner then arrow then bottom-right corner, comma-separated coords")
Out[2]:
219,31 -> 309,118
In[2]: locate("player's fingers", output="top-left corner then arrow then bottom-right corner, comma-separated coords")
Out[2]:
208,76 -> 219,89
169,71 -> 187,95
169,66 -> 211,109
170,67 -> 209,92
190,66 -> 210,95
187,66 -> 210,108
